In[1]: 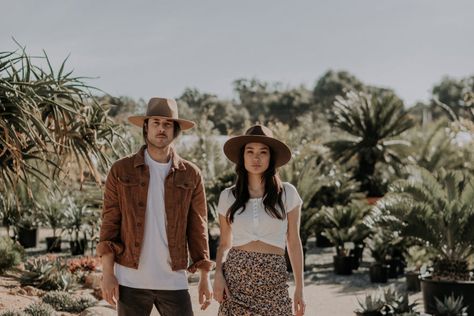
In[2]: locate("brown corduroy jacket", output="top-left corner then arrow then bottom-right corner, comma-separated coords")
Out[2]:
96,145 -> 214,273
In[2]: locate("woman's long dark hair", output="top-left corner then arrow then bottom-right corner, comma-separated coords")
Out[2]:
226,146 -> 286,223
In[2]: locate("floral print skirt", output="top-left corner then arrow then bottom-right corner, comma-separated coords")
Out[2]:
218,248 -> 292,316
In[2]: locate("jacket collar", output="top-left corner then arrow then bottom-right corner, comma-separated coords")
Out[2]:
133,145 -> 186,171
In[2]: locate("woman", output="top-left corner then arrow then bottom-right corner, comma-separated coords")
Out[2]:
213,125 -> 306,316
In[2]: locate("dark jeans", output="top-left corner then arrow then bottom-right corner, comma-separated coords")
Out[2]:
118,285 -> 193,316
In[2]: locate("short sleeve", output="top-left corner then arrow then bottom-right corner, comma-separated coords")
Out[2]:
283,182 -> 303,213
216,189 -> 234,216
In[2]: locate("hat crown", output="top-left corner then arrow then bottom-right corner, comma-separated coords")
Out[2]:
245,125 -> 273,137
146,98 -> 179,119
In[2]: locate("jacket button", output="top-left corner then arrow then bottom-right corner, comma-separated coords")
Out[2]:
135,242 -> 140,247
141,182 -> 146,186
138,202 -> 144,207
137,223 -> 142,227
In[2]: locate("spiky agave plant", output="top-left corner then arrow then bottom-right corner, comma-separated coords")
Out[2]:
377,167 -> 474,281
434,293 -> 468,316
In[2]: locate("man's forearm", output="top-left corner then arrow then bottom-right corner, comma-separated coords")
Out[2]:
101,253 -> 115,276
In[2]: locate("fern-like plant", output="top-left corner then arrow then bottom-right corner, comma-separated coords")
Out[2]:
377,167 -> 474,281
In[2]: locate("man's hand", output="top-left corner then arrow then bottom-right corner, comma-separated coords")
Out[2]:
101,273 -> 119,307
198,271 -> 213,310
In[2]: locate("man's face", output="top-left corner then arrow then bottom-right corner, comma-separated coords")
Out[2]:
145,117 -> 175,149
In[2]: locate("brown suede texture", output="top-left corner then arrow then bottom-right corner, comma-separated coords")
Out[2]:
96,145 -> 213,272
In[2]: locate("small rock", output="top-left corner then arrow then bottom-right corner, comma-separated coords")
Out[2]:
80,306 -> 116,316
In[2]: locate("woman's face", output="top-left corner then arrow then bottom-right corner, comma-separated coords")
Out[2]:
243,142 -> 270,176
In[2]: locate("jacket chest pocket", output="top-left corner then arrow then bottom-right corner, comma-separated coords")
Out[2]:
117,176 -> 141,209
174,181 -> 194,212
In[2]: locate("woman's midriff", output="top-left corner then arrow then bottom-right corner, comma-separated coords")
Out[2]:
233,240 -> 285,256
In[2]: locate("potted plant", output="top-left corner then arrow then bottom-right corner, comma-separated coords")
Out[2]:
0,193 -> 20,239
40,200 -> 66,253
368,233 -> 389,283
322,201 -> 373,275
377,167 -> 474,315
404,245 -> 432,292
64,199 -> 92,256
16,209 -> 40,249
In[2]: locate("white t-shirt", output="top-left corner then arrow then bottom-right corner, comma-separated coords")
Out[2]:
115,150 -> 188,290
216,182 -> 302,249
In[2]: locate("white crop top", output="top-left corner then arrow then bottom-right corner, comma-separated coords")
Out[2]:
216,182 -> 303,249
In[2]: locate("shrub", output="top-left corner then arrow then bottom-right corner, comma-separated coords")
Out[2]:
0,236 -> 24,273
42,291 -> 96,312
24,302 -> 56,316
0,310 -> 23,316
21,257 -> 77,291
67,256 -> 100,274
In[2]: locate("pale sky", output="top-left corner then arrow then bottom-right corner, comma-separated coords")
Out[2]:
1,0 -> 473,106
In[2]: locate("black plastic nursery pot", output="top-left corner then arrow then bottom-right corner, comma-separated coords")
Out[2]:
70,238 -> 88,256
421,277 -> 474,315
369,264 -> 388,283
46,236 -> 62,253
18,228 -> 38,248
405,271 -> 421,292
333,255 -> 353,275
355,312 -> 383,316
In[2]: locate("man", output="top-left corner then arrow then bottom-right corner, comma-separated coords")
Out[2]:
97,97 -> 214,316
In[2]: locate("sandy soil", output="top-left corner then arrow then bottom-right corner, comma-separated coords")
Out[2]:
0,228 -> 423,315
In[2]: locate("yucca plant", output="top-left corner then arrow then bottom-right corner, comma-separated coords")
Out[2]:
377,167 -> 474,281
0,45 -> 125,201
326,91 -> 414,196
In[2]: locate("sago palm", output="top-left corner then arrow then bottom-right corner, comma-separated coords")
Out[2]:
326,91 -> 414,196
376,167 -> 474,280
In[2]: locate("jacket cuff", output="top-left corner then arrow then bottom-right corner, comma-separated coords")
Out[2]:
187,259 -> 215,273
96,241 -> 124,258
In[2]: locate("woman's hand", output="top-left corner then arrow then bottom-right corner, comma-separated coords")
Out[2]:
212,271 -> 230,303
293,287 -> 305,316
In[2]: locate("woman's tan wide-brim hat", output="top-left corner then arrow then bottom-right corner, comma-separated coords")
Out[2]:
223,125 -> 292,168
128,97 -> 195,130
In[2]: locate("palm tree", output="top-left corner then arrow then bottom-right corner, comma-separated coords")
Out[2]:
326,91 -> 414,196
0,46 -> 125,199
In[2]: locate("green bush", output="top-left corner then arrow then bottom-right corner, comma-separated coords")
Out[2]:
24,302 -> 56,316
0,236 -> 24,273
42,291 -> 96,312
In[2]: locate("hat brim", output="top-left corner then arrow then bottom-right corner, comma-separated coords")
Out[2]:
223,135 -> 292,168
127,116 -> 195,130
